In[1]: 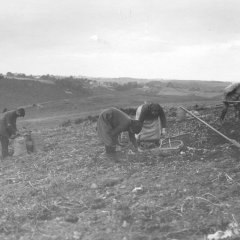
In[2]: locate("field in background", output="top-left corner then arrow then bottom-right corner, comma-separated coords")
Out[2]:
0,76 -> 229,130
20,95 -> 222,130
1,76 -> 239,239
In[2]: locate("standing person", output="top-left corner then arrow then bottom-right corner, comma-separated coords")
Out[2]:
97,107 -> 142,154
220,82 -> 240,123
0,108 -> 25,158
136,102 -> 167,145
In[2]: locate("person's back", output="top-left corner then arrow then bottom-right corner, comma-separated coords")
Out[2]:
0,110 -> 18,138
224,82 -> 240,97
106,107 -> 131,129
221,83 -> 240,123
136,103 -> 166,143
97,107 -> 142,154
138,103 -> 166,127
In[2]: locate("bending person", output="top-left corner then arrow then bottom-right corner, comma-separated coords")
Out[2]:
220,82 -> 240,123
97,107 -> 142,154
0,108 -> 25,159
136,102 -> 166,145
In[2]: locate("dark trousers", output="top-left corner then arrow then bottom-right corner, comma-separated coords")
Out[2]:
0,136 -> 9,159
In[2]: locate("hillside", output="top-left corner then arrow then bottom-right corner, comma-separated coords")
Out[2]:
1,105 -> 240,240
0,78 -> 94,112
0,77 -> 90,111
0,76 -> 230,126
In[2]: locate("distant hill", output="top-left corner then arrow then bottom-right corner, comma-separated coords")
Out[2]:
0,75 -> 231,120
90,76 -> 230,85
92,77 -> 230,98
0,77 -> 90,111
146,79 -> 229,91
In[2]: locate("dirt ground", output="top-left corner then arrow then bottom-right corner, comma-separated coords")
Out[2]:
1,105 -> 240,240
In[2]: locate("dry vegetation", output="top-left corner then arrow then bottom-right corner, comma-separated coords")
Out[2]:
1,105 -> 240,240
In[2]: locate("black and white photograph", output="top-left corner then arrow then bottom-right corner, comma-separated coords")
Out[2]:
0,0 -> 240,239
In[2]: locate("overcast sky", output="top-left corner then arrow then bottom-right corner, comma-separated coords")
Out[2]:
1,0 -> 240,81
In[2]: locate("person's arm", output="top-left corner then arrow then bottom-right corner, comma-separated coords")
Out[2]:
116,134 -> 125,147
110,125 -> 124,138
158,106 -> 167,130
128,131 -> 138,149
138,104 -> 149,122
158,117 -> 165,137
161,128 -> 166,135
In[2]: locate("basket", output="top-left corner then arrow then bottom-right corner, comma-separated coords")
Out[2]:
150,139 -> 184,156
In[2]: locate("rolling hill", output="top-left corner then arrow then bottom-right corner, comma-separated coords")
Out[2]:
0,75 -> 230,127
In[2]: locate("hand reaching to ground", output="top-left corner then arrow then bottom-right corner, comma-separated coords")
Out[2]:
161,128 -> 166,136
137,147 -> 144,153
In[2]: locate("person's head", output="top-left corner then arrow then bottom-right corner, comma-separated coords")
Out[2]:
16,108 -> 25,117
150,103 -> 161,117
129,120 -> 142,134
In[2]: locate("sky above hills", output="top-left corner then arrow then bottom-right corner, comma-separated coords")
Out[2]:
1,0 -> 240,81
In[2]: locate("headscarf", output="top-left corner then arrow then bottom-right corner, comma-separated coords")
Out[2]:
150,103 -> 161,113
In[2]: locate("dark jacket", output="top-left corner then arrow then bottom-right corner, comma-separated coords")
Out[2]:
138,103 -> 167,128
0,110 -> 18,138
105,108 -> 131,133
97,107 -> 137,147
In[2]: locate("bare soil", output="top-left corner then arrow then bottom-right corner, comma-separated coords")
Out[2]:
0,105 -> 240,240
